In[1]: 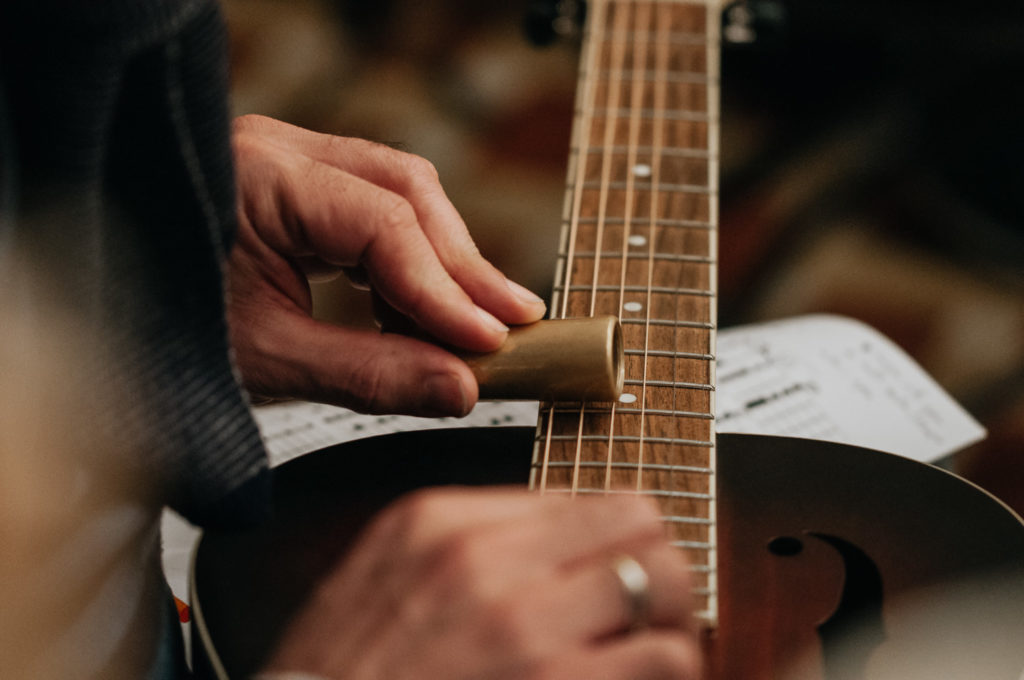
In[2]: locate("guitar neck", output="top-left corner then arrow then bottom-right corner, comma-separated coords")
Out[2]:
530,0 -> 721,625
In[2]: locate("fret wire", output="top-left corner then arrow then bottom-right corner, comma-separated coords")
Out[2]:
581,69 -> 712,85
575,145 -> 710,159
624,348 -> 716,360
554,285 -> 714,297
547,488 -> 714,501
624,378 -> 714,390
616,406 -> 713,419
663,515 -> 715,525
544,434 -> 714,447
580,107 -> 711,122
547,405 -> 714,419
583,29 -> 710,45
534,461 -> 713,474
578,180 -> 710,193
620,318 -> 714,329
571,216 -> 713,229
560,251 -> 715,264
672,541 -> 714,551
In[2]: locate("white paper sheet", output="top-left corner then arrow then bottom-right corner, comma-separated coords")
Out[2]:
715,314 -> 985,463
254,400 -> 541,468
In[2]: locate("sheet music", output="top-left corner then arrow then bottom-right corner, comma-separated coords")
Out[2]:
254,400 -> 542,467
252,314 -> 983,467
715,314 -> 985,463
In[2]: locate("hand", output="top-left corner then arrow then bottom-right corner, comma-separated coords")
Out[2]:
262,488 -> 702,680
227,115 -> 547,416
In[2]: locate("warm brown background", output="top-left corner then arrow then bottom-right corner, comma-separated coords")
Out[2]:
222,0 -> 1024,514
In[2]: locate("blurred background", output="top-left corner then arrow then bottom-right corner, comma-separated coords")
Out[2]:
222,0 -> 1024,513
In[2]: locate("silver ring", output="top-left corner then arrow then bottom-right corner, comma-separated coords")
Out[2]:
610,554 -> 651,630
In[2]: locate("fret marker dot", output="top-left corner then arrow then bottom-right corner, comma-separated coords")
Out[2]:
632,163 -> 652,178
619,393 -> 638,404
628,235 -> 647,247
624,301 -> 643,313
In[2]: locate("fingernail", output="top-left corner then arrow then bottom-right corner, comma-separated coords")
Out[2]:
422,373 -> 470,417
476,305 -> 509,334
506,278 -> 546,306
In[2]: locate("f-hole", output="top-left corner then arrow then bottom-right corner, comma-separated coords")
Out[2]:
769,533 -> 886,680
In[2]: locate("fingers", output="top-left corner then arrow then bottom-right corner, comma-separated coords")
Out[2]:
550,541 -> 695,638
548,631 -> 703,680
364,488 -> 664,558
232,115 -> 546,350
232,302 -> 477,416
235,133 -> 507,352
267,487 -> 702,680
363,489 -> 693,637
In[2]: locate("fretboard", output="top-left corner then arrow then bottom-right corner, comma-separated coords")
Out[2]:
529,0 -> 720,624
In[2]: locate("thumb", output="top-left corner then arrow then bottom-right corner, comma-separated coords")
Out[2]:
234,308 -> 479,417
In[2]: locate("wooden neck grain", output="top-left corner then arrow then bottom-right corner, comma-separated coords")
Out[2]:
530,0 -> 720,624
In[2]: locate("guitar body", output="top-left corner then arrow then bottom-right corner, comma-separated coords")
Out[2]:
712,434 -> 1024,680
194,3 -> 1024,677
191,429 -> 1024,680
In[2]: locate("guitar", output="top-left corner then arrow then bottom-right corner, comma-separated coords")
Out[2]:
191,2 -> 1024,678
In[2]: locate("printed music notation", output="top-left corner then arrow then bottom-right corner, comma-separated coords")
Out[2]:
255,400 -> 543,468
252,314 -> 984,467
715,314 -> 985,463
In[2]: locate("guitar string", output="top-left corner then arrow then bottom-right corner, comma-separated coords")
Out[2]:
570,0 -> 631,497
651,0 -> 684,561
678,0 -> 713,575
637,0 -> 674,496
538,0 -> 607,495
615,1 -> 653,494
654,0 -> 686,560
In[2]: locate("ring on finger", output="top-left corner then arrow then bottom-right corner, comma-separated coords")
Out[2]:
610,554 -> 651,630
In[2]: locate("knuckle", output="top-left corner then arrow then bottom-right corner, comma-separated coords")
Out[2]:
386,488 -> 450,543
434,530 -> 491,584
620,493 -> 665,526
397,151 -> 441,184
230,127 -> 264,163
377,193 -> 419,234
366,489 -> 441,552
231,113 -> 272,137
423,529 -> 504,608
